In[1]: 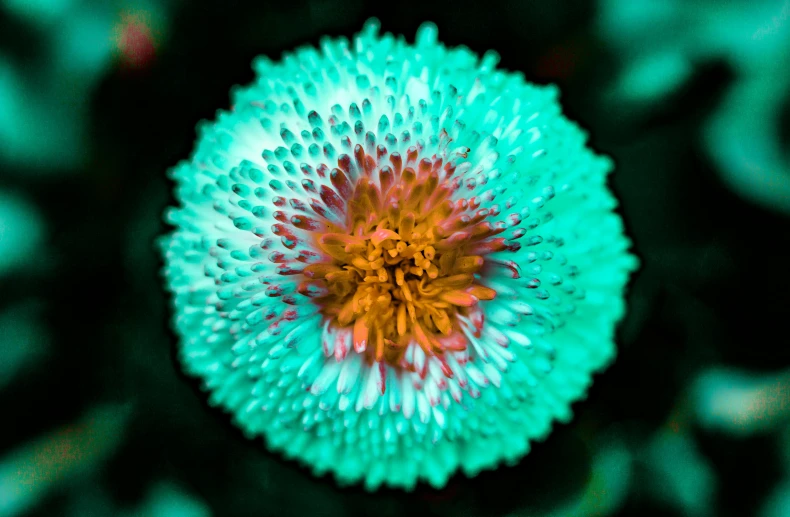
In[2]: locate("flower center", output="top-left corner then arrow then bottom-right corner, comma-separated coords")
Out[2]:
300,151 -> 499,369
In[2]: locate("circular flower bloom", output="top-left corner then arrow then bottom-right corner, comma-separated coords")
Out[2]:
160,19 -> 638,490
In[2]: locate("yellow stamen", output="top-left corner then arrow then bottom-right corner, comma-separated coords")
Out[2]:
308,157 -> 498,367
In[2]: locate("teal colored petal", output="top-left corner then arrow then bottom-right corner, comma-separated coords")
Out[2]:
0,190 -> 45,276
692,367 -> 790,436
1,0 -> 76,24
616,52 -> 692,101
542,434 -> 632,517
760,480 -> 790,517
133,481 -> 211,517
0,404 -> 131,517
642,430 -> 717,517
704,75 -> 790,216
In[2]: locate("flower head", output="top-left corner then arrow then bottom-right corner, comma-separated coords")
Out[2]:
161,19 -> 638,490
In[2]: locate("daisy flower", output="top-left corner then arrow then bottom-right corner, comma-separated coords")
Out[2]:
160,19 -> 638,490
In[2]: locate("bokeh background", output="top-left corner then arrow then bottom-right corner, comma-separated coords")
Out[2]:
1,0 -> 789,515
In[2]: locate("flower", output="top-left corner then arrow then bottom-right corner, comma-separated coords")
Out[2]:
160,19 -> 638,490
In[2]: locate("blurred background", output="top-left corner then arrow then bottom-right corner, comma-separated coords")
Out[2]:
1,0 -> 789,515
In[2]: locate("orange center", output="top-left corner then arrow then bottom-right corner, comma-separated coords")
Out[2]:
300,153 -> 496,368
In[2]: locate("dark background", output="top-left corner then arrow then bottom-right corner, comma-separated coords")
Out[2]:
1,0 -> 789,516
